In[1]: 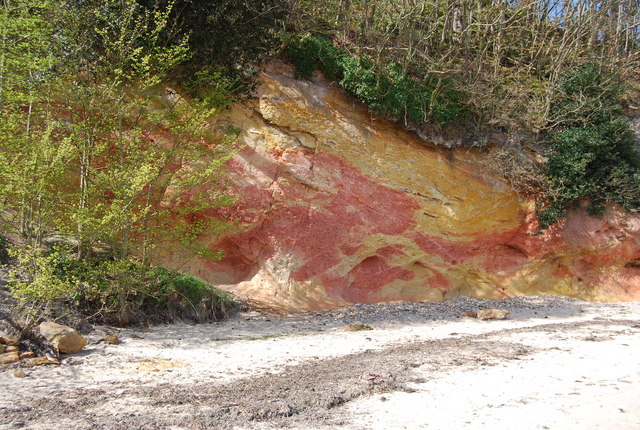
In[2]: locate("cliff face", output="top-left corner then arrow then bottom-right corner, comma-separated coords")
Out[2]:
161,61 -> 640,309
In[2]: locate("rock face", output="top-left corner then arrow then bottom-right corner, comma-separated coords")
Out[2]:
158,60 -> 640,310
39,322 -> 86,354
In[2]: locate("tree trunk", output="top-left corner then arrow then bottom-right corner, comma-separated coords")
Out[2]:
77,143 -> 90,260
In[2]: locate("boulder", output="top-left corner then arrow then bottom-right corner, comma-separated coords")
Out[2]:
0,332 -> 19,346
477,309 -> 510,320
0,351 -> 19,365
38,322 -> 86,354
24,356 -> 60,366
104,334 -> 119,345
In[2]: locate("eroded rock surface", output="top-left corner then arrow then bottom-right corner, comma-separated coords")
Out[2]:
159,61 -> 640,309
39,322 -> 86,354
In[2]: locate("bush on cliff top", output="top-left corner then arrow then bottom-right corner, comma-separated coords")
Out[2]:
538,63 -> 640,229
286,34 -> 467,127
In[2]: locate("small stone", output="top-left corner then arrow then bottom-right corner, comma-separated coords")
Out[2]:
359,372 -> 384,384
0,351 -> 20,365
24,356 -> 60,366
20,351 -> 35,359
460,311 -> 477,318
341,323 -> 373,332
39,322 -> 87,354
104,334 -> 119,345
6,345 -> 19,353
13,369 -> 26,378
0,344 -> 4,353
477,309 -> 510,320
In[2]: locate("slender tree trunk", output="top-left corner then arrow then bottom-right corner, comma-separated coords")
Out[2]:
121,218 -> 130,259
140,187 -> 154,267
0,0 -> 9,106
77,142 -> 90,260
20,100 -> 33,238
494,0 -> 507,75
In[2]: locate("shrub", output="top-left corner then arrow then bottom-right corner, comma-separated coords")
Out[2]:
286,35 -> 467,126
538,63 -> 640,229
8,246 -> 78,306
8,246 -> 236,326
287,34 -> 345,81
551,63 -> 626,128
146,266 -> 234,317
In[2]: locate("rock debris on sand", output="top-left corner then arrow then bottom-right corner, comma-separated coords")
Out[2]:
1,296 -> 639,430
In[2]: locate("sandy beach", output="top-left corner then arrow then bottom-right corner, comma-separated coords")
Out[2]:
1,296 -> 639,429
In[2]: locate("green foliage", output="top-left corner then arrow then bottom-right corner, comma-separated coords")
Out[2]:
538,63 -> 640,229
8,246 -> 235,325
148,267 -> 232,307
0,0 -> 57,105
0,113 -> 76,249
287,34 -> 346,81
286,35 -> 467,126
147,0 -> 288,97
551,63 -> 627,128
338,55 -> 381,103
8,246 -> 77,305
0,0 -> 237,262
0,0 -> 75,250
0,0 -> 238,324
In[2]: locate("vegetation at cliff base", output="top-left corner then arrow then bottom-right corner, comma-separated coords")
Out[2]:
8,247 -> 234,325
0,0 -> 239,324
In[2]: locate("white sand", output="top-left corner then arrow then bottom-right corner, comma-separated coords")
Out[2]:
335,319 -> 640,430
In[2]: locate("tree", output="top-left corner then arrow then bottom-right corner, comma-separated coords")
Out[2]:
0,0 -> 238,323
0,0 -> 237,263
150,0 -> 290,98
0,0 -> 70,249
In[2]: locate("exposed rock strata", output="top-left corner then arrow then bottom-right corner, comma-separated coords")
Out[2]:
159,61 -> 640,309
